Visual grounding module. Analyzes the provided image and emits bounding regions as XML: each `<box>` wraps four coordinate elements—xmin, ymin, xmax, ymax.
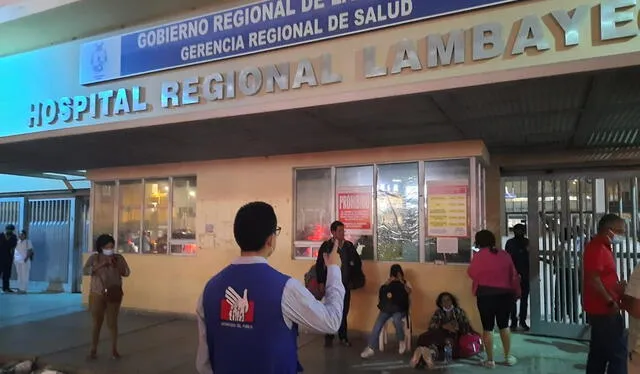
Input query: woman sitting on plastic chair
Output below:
<box><xmin>410</xmin><ymin>292</ymin><xmax>475</xmax><ymax>369</ymax></box>
<box><xmin>361</xmin><ymin>264</ymin><xmax>412</xmax><ymax>358</ymax></box>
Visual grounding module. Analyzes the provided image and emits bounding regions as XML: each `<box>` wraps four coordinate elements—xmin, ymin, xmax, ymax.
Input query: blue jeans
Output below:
<box><xmin>368</xmin><ymin>311</ymin><xmax>406</xmax><ymax>349</ymax></box>
<box><xmin>586</xmin><ymin>313</ymin><xmax>628</xmax><ymax>374</ymax></box>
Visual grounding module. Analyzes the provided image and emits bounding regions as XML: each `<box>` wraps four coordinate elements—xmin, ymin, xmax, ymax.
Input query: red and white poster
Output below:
<box><xmin>336</xmin><ymin>186</ymin><xmax>373</xmax><ymax>235</ymax></box>
<box><xmin>426</xmin><ymin>182</ymin><xmax>469</xmax><ymax>238</ymax></box>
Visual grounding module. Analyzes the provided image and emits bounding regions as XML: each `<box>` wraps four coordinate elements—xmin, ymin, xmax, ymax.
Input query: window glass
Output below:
<box><xmin>172</xmin><ymin>177</ymin><xmax>197</xmax><ymax>241</ymax></box>
<box><xmin>376</xmin><ymin>163</ymin><xmax>419</xmax><ymax>262</ymax></box>
<box><xmin>424</xmin><ymin>159</ymin><xmax>471</xmax><ymax>263</ymax></box>
<box><xmin>336</xmin><ymin>165</ymin><xmax>374</xmax><ymax>260</ymax></box>
<box><xmin>117</xmin><ymin>180</ymin><xmax>143</xmax><ymax>254</ymax></box>
<box><xmin>143</xmin><ymin>179</ymin><xmax>170</xmax><ymax>254</ymax></box>
<box><xmin>294</xmin><ymin>168</ymin><xmax>332</xmax><ymax>259</ymax></box>
<box><xmin>92</xmin><ymin>182</ymin><xmax>115</xmax><ymax>252</ymax></box>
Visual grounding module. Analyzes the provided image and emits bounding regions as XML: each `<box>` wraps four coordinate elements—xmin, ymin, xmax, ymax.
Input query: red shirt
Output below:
<box><xmin>583</xmin><ymin>235</ymin><xmax>620</xmax><ymax>315</ymax></box>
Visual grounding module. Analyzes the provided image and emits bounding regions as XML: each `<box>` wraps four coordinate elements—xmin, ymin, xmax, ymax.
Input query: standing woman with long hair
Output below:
<box><xmin>83</xmin><ymin>234</ymin><xmax>130</xmax><ymax>359</ymax></box>
<box><xmin>467</xmin><ymin>230</ymin><xmax>520</xmax><ymax>368</ymax></box>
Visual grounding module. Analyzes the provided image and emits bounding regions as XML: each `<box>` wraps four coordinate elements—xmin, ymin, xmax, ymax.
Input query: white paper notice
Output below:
<box><xmin>436</xmin><ymin>237</ymin><xmax>459</xmax><ymax>254</ymax></box>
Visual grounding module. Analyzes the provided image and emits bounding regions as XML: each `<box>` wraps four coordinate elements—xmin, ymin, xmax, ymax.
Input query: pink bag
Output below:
<box><xmin>458</xmin><ymin>333</ymin><xmax>482</xmax><ymax>358</ymax></box>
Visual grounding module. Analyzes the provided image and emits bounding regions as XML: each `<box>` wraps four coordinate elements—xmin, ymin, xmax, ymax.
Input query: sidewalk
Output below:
<box><xmin>0</xmin><ymin>294</ymin><xmax>588</xmax><ymax>373</ymax></box>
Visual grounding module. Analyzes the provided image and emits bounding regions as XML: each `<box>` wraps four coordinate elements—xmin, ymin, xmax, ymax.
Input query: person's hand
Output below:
<box><xmin>384</xmin><ymin>277</ymin><xmax>394</xmax><ymax>285</ymax></box>
<box><xmin>609</xmin><ymin>299</ymin><xmax>621</xmax><ymax>314</ymax></box>
<box><xmin>619</xmin><ymin>280</ymin><xmax>628</xmax><ymax>293</ymax></box>
<box><xmin>443</xmin><ymin>322</ymin><xmax>457</xmax><ymax>332</ymax></box>
<box><xmin>324</xmin><ymin>245</ymin><xmax>342</xmax><ymax>268</ymax></box>
<box><xmin>332</xmin><ymin>239</ymin><xmax>340</xmax><ymax>253</ymax></box>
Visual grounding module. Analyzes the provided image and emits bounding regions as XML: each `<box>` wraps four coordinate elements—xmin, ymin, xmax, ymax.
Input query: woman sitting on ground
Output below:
<box><xmin>410</xmin><ymin>292</ymin><xmax>474</xmax><ymax>368</ymax></box>
<box><xmin>360</xmin><ymin>264</ymin><xmax>412</xmax><ymax>359</ymax></box>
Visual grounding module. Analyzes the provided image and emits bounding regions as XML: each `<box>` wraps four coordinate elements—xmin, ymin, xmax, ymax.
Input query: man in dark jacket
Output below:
<box><xmin>505</xmin><ymin>223</ymin><xmax>530</xmax><ymax>331</ymax></box>
<box><xmin>316</xmin><ymin>220</ymin><xmax>362</xmax><ymax>347</ymax></box>
<box><xmin>0</xmin><ymin>224</ymin><xmax>17</xmax><ymax>293</ymax></box>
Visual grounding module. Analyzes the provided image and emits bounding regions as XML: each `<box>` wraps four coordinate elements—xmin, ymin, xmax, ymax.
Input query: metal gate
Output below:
<box><xmin>27</xmin><ymin>198</ymin><xmax>76</xmax><ymax>291</ymax></box>
<box><xmin>527</xmin><ymin>175</ymin><xmax>640</xmax><ymax>340</ymax></box>
<box><xmin>0</xmin><ymin>198</ymin><xmax>24</xmax><ymax>230</ymax></box>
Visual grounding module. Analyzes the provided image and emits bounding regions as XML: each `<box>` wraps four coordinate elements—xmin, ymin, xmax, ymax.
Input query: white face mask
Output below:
<box><xmin>611</xmin><ymin>235</ymin><xmax>625</xmax><ymax>245</ymax></box>
<box><xmin>102</xmin><ymin>249</ymin><xmax>114</xmax><ymax>256</ymax></box>
<box><xmin>442</xmin><ymin>305</ymin><xmax>454</xmax><ymax>312</ymax></box>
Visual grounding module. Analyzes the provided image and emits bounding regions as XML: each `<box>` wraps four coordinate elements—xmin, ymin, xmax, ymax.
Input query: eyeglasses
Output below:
<box><xmin>274</xmin><ymin>226</ymin><xmax>282</xmax><ymax>236</ymax></box>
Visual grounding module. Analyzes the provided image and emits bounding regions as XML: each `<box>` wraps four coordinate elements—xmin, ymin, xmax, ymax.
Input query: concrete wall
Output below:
<box><xmin>84</xmin><ymin>141</ymin><xmax>489</xmax><ymax>333</ymax></box>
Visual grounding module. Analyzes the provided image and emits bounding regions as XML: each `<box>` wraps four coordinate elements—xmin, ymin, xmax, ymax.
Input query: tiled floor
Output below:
<box><xmin>0</xmin><ymin>291</ymin><xmax>83</xmax><ymax>328</ymax></box>
<box><xmin>0</xmin><ymin>293</ymin><xmax>589</xmax><ymax>373</ymax></box>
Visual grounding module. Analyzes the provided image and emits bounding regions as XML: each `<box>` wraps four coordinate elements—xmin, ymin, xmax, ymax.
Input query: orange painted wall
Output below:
<box><xmin>84</xmin><ymin>140</ymin><xmax>490</xmax><ymax>334</ymax></box>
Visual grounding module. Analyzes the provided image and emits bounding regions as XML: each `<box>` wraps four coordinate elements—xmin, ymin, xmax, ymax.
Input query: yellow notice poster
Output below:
<box><xmin>427</xmin><ymin>183</ymin><xmax>468</xmax><ymax>237</ymax></box>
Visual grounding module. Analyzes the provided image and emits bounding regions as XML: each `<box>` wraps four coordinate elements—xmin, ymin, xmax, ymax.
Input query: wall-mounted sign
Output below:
<box><xmin>23</xmin><ymin>0</ymin><xmax>640</xmax><ymax>135</ymax></box>
<box><xmin>426</xmin><ymin>182</ymin><xmax>468</xmax><ymax>238</ymax></box>
<box><xmin>337</xmin><ymin>186</ymin><xmax>373</xmax><ymax>235</ymax></box>
<box><xmin>78</xmin><ymin>0</ymin><xmax>521</xmax><ymax>85</ymax></box>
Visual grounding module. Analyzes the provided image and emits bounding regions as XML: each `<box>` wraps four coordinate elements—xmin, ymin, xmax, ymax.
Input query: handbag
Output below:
<box><xmin>97</xmin><ymin>270</ymin><xmax>124</xmax><ymax>304</ymax></box>
<box><xmin>458</xmin><ymin>333</ymin><xmax>482</xmax><ymax>358</ymax></box>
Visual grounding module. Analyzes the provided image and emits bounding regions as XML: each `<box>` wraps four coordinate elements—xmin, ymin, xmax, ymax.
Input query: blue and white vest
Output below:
<box><xmin>202</xmin><ymin>263</ymin><xmax>298</xmax><ymax>374</ymax></box>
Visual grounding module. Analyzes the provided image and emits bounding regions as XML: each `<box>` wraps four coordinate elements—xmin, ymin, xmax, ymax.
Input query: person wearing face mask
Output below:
<box><xmin>411</xmin><ymin>292</ymin><xmax>475</xmax><ymax>369</ymax></box>
<box><xmin>82</xmin><ymin>234</ymin><xmax>131</xmax><ymax>360</ymax></box>
<box><xmin>0</xmin><ymin>224</ymin><xmax>18</xmax><ymax>293</ymax></box>
<box><xmin>583</xmin><ymin>213</ymin><xmax>628</xmax><ymax>374</ymax></box>
<box><xmin>196</xmin><ymin>202</ymin><xmax>345</xmax><ymax>374</ymax></box>
<box><xmin>14</xmin><ymin>230</ymin><xmax>34</xmax><ymax>294</ymax></box>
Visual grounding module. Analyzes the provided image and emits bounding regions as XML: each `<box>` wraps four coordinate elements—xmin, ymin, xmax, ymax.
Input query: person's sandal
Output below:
<box><xmin>504</xmin><ymin>355</ymin><xmax>517</xmax><ymax>366</ymax></box>
<box><xmin>481</xmin><ymin>360</ymin><xmax>496</xmax><ymax>368</ymax></box>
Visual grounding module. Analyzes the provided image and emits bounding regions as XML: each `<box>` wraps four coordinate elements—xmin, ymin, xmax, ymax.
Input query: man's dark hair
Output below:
<box><xmin>5</xmin><ymin>224</ymin><xmax>14</xmax><ymax>231</ymax></box>
<box><xmin>475</xmin><ymin>229</ymin><xmax>497</xmax><ymax>253</ymax></box>
<box><xmin>513</xmin><ymin>223</ymin><xmax>526</xmax><ymax>233</ymax></box>
<box><xmin>95</xmin><ymin>234</ymin><xmax>115</xmax><ymax>253</ymax></box>
<box><xmin>597</xmin><ymin>213</ymin><xmax>624</xmax><ymax>233</ymax></box>
<box><xmin>330</xmin><ymin>221</ymin><xmax>344</xmax><ymax>232</ymax></box>
<box><xmin>234</xmin><ymin>202</ymin><xmax>277</xmax><ymax>252</ymax></box>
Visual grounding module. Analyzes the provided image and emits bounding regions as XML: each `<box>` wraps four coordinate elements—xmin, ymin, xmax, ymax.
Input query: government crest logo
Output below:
<box><xmin>90</xmin><ymin>42</ymin><xmax>108</xmax><ymax>78</ymax></box>
<box><xmin>220</xmin><ymin>286</ymin><xmax>254</xmax><ymax>324</ymax></box>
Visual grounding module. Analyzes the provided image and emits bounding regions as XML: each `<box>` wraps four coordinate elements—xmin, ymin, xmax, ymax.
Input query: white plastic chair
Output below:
<box><xmin>378</xmin><ymin>312</ymin><xmax>412</xmax><ymax>352</ymax></box>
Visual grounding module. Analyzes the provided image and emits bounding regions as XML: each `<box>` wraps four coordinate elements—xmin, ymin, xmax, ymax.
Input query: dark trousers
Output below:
<box><xmin>511</xmin><ymin>278</ymin><xmax>530</xmax><ymax>325</ymax></box>
<box><xmin>586</xmin><ymin>313</ymin><xmax>627</xmax><ymax>374</ymax></box>
<box><xmin>326</xmin><ymin>288</ymin><xmax>351</xmax><ymax>342</ymax></box>
<box><xmin>0</xmin><ymin>258</ymin><xmax>11</xmax><ymax>291</ymax></box>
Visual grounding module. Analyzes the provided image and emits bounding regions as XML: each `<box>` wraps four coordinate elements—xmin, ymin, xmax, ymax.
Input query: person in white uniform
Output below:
<box><xmin>14</xmin><ymin>230</ymin><xmax>34</xmax><ymax>294</ymax></box>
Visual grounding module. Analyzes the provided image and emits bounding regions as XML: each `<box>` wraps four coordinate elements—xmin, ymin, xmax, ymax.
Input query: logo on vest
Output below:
<box><xmin>220</xmin><ymin>286</ymin><xmax>254</xmax><ymax>328</ymax></box>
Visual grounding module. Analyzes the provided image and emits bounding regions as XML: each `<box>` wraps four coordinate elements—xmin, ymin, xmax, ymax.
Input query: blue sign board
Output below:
<box><xmin>79</xmin><ymin>0</ymin><xmax>521</xmax><ymax>85</ymax></box>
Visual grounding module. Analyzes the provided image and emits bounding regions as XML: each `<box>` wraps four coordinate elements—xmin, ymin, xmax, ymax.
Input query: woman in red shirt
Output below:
<box><xmin>468</xmin><ymin>230</ymin><xmax>521</xmax><ymax>368</ymax></box>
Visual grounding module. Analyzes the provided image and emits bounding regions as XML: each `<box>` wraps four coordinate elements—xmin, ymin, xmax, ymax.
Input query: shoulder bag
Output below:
<box><xmin>97</xmin><ymin>264</ymin><xmax>124</xmax><ymax>304</ymax></box>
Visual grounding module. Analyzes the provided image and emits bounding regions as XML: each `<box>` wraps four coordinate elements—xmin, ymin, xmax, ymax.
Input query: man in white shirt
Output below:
<box><xmin>195</xmin><ymin>202</ymin><xmax>345</xmax><ymax>374</ymax></box>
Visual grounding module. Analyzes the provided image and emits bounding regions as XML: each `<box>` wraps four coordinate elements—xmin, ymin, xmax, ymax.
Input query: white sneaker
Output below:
<box><xmin>360</xmin><ymin>347</ymin><xmax>375</xmax><ymax>359</ymax></box>
<box><xmin>398</xmin><ymin>341</ymin><xmax>407</xmax><ymax>354</ymax></box>
<box><xmin>504</xmin><ymin>355</ymin><xmax>517</xmax><ymax>366</ymax></box>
